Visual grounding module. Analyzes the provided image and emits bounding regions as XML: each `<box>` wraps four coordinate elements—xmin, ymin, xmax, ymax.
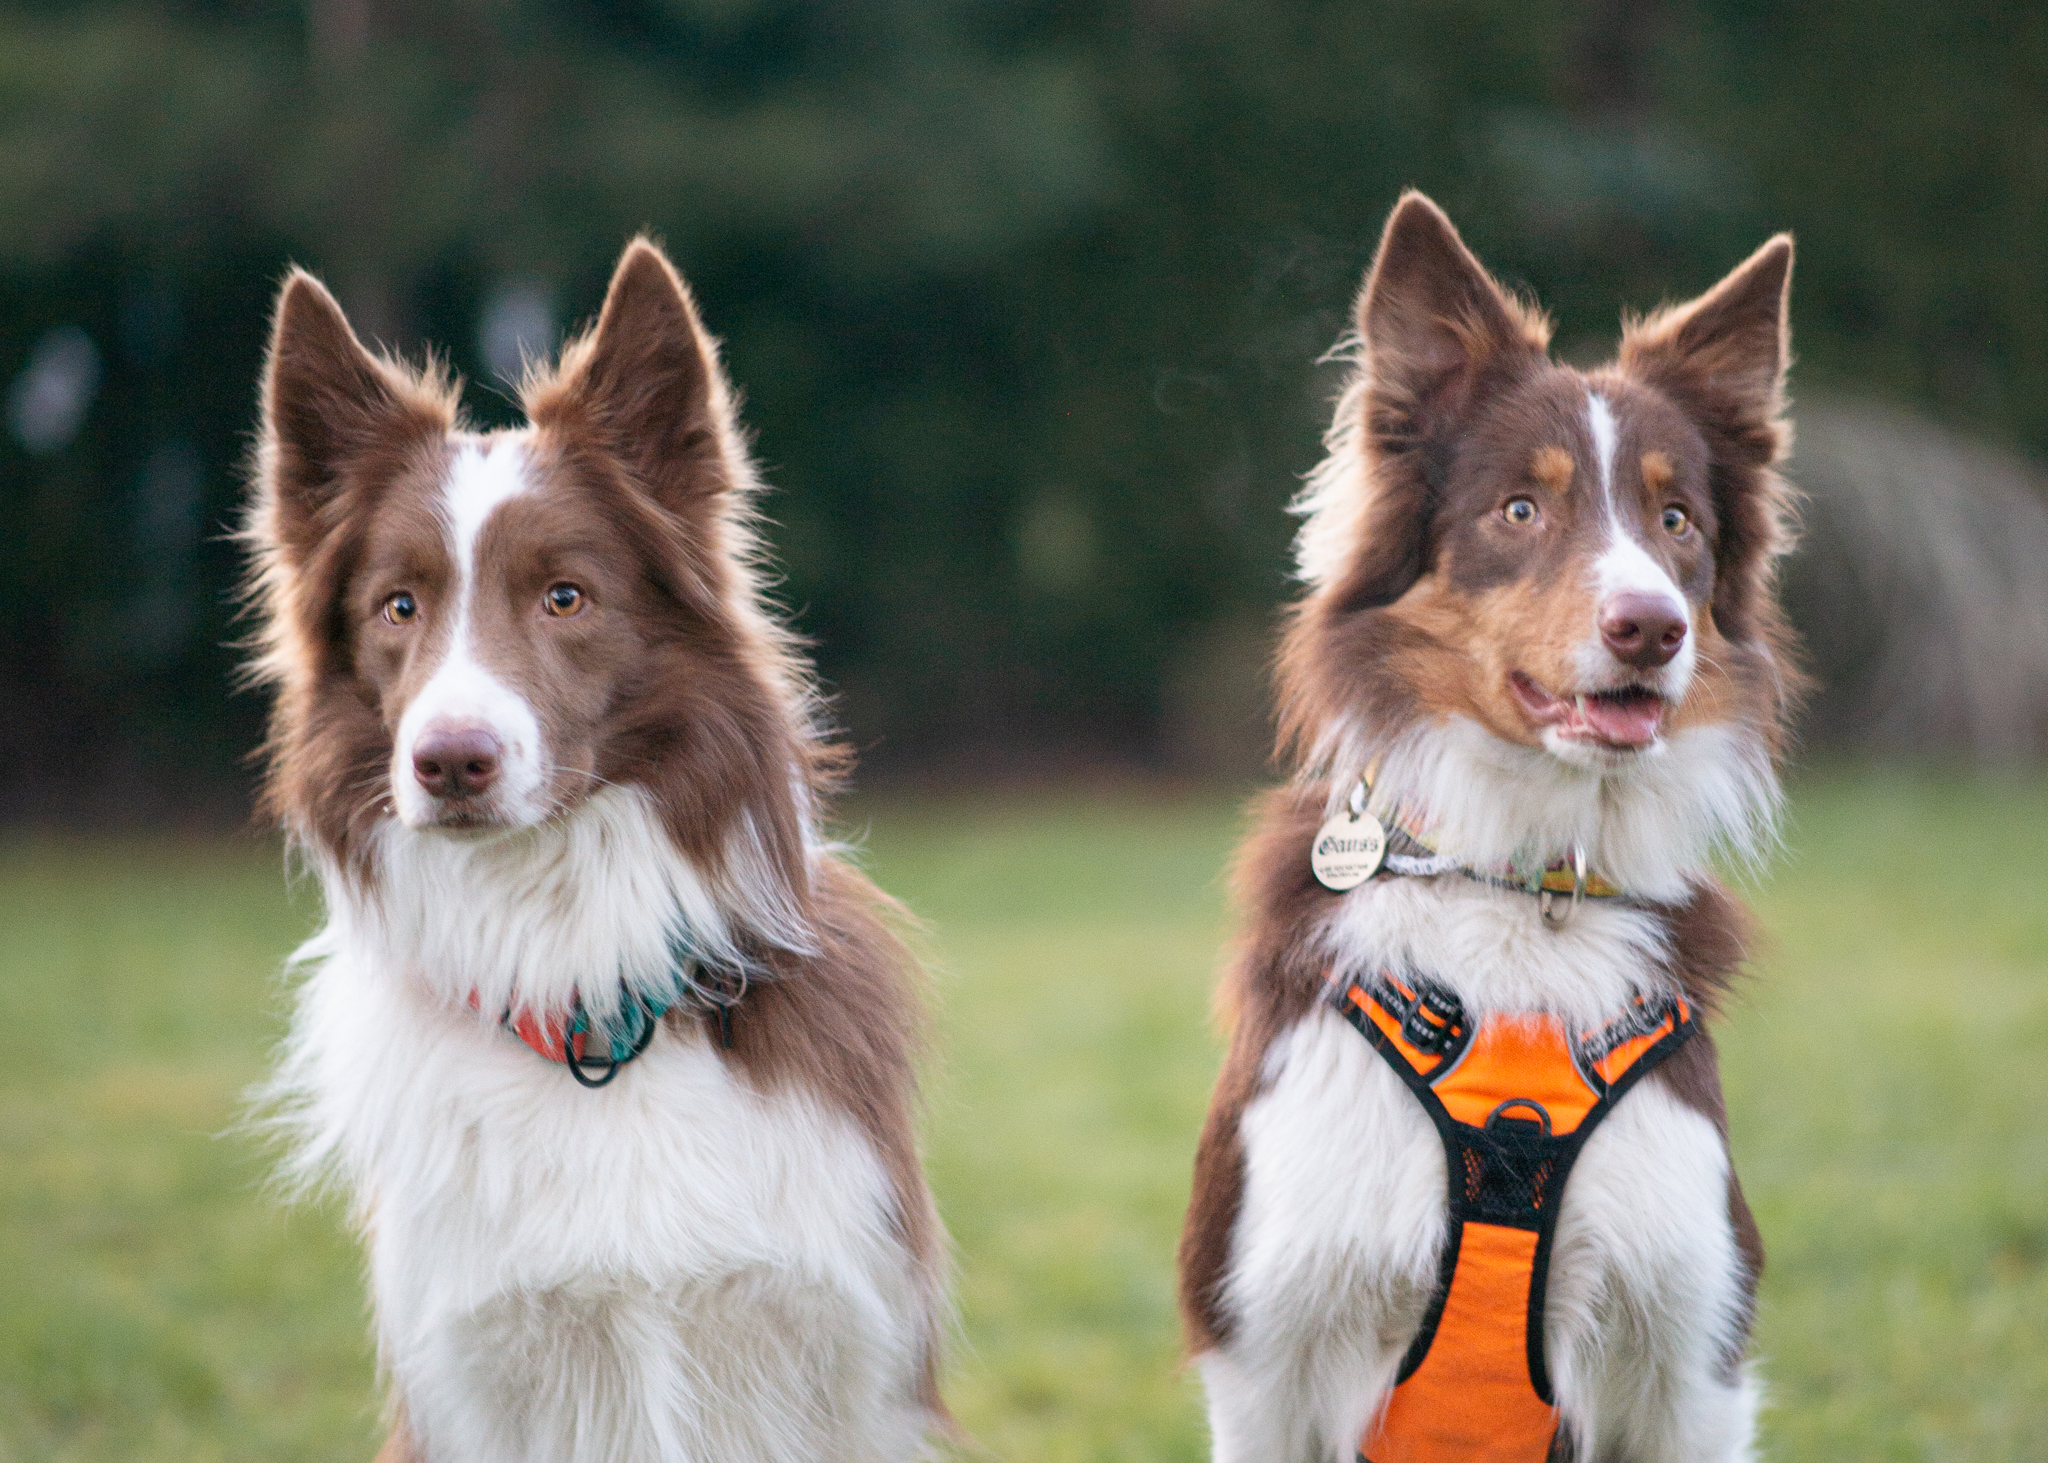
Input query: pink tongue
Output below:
<box><xmin>1579</xmin><ymin>694</ymin><xmax>1664</xmax><ymax>746</ymax></box>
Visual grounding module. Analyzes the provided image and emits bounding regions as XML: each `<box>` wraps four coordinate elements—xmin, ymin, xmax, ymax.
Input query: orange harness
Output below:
<box><xmin>1332</xmin><ymin>972</ymin><xmax>1695</xmax><ymax>1463</ymax></box>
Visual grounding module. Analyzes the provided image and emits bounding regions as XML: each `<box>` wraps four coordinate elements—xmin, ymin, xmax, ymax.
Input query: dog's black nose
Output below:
<box><xmin>1599</xmin><ymin>593</ymin><xmax>1688</xmax><ymax>669</ymax></box>
<box><xmin>413</xmin><ymin>726</ymin><xmax>503</xmax><ymax>799</ymax></box>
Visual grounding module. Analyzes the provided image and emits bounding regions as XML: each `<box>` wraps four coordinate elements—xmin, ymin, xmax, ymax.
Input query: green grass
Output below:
<box><xmin>1</xmin><ymin>772</ymin><xmax>2044</xmax><ymax>1460</ymax></box>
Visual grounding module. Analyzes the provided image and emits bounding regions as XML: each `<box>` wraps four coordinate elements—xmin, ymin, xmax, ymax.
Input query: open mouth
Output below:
<box><xmin>1509</xmin><ymin>672</ymin><xmax>1667</xmax><ymax>750</ymax></box>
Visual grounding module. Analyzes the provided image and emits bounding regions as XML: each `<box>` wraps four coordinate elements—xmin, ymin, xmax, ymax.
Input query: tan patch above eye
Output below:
<box><xmin>1531</xmin><ymin>445</ymin><xmax>1574</xmax><ymax>493</ymax></box>
<box><xmin>1642</xmin><ymin>451</ymin><xmax>1675</xmax><ymax>493</ymax></box>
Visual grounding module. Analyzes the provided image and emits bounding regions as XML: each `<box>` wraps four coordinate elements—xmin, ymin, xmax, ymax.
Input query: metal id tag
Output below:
<box><xmin>1311</xmin><ymin>784</ymin><xmax>1386</xmax><ymax>891</ymax></box>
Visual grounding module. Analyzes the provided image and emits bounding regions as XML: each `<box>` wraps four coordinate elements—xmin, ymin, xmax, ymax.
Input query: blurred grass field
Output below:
<box><xmin>1</xmin><ymin>771</ymin><xmax>2044</xmax><ymax>1462</ymax></box>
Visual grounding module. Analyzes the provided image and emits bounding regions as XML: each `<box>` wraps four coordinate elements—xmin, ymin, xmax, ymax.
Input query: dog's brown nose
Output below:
<box><xmin>1599</xmin><ymin>593</ymin><xmax>1688</xmax><ymax>669</ymax></box>
<box><xmin>413</xmin><ymin>726</ymin><xmax>502</xmax><ymax>799</ymax></box>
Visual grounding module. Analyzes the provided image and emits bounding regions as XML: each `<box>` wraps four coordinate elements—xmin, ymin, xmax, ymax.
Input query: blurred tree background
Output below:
<box><xmin>4</xmin><ymin>0</ymin><xmax>2047</xmax><ymax>819</ymax></box>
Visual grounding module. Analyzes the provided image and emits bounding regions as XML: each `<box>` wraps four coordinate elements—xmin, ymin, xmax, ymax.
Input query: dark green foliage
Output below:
<box><xmin>2</xmin><ymin>2</ymin><xmax>2044</xmax><ymax>811</ymax></box>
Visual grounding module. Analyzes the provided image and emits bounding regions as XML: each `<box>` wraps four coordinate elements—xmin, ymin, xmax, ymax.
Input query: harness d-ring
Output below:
<box><xmin>1484</xmin><ymin>1097</ymin><xmax>1554</xmax><ymax>1136</ymax></box>
<box><xmin>1539</xmin><ymin>845</ymin><xmax>1587</xmax><ymax>930</ymax></box>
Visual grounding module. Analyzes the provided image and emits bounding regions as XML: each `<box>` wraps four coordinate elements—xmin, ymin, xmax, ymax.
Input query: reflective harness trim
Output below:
<box><xmin>1331</xmin><ymin>972</ymin><xmax>1695</xmax><ymax>1463</ymax></box>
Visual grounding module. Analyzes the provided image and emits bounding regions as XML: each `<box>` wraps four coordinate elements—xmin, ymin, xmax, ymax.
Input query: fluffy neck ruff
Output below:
<box><xmin>1318</xmin><ymin>715</ymin><xmax>1780</xmax><ymax>905</ymax></box>
<box><xmin>310</xmin><ymin>784</ymin><xmax>814</xmax><ymax>1028</ymax></box>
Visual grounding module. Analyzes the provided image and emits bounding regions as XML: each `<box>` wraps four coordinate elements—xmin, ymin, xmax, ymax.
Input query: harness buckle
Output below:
<box><xmin>1399</xmin><ymin>983</ymin><xmax>1468</xmax><ymax>1055</ymax></box>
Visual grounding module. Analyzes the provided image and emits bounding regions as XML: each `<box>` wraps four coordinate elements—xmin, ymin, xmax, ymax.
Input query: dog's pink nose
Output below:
<box><xmin>413</xmin><ymin>726</ymin><xmax>502</xmax><ymax>799</ymax></box>
<box><xmin>1600</xmin><ymin>593</ymin><xmax>1688</xmax><ymax>669</ymax></box>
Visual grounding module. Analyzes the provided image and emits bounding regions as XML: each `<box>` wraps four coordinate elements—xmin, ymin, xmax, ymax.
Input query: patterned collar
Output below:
<box><xmin>466</xmin><ymin>926</ymin><xmax>752</xmax><ymax>1088</ymax></box>
<box><xmin>1357</xmin><ymin>770</ymin><xmax>1630</xmax><ymax>927</ymax></box>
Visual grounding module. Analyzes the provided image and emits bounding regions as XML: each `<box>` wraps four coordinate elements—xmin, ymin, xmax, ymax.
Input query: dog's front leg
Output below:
<box><xmin>1653</xmin><ymin>1366</ymin><xmax>1762</xmax><ymax>1463</ymax></box>
<box><xmin>1546</xmin><ymin>1061</ymin><xmax>1765</xmax><ymax>1463</ymax></box>
<box><xmin>1570</xmin><ymin>1358</ymin><xmax>1759</xmax><ymax>1463</ymax></box>
<box><xmin>1574</xmin><ymin>1231</ymin><xmax>1762</xmax><ymax>1463</ymax></box>
<box><xmin>1196</xmin><ymin>1344</ymin><xmax>1324</xmax><ymax>1463</ymax></box>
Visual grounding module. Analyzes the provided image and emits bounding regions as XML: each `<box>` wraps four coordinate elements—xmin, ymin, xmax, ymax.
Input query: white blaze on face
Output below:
<box><xmin>390</xmin><ymin>437</ymin><xmax>548</xmax><ymax>828</ymax></box>
<box><xmin>1579</xmin><ymin>390</ymin><xmax>1697</xmax><ymax>693</ymax></box>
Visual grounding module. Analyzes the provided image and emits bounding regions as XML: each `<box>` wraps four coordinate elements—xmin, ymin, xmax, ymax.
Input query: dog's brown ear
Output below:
<box><xmin>261</xmin><ymin>271</ymin><xmax>447</xmax><ymax>551</ymax></box>
<box><xmin>1624</xmin><ymin>237</ymin><xmax>1796</xmax><ymax>651</ymax></box>
<box><xmin>1357</xmin><ymin>192</ymin><xmax>1549</xmax><ymax>447</ymax></box>
<box><xmin>1329</xmin><ymin>192</ymin><xmax>1548</xmax><ymax>612</ymax></box>
<box><xmin>530</xmin><ymin>238</ymin><xmax>737</xmax><ymax>521</ymax></box>
<box><xmin>1619</xmin><ymin>235</ymin><xmax>1793</xmax><ymax>468</ymax></box>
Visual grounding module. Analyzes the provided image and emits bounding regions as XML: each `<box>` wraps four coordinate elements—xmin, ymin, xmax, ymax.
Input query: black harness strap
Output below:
<box><xmin>1334</xmin><ymin>973</ymin><xmax>1696</xmax><ymax>1400</ymax></box>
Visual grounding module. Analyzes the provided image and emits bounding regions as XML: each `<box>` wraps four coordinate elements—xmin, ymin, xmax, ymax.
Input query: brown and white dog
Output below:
<box><xmin>244</xmin><ymin>241</ymin><xmax>946</xmax><ymax>1462</ymax></box>
<box><xmin>1177</xmin><ymin>193</ymin><xmax>1799</xmax><ymax>1461</ymax></box>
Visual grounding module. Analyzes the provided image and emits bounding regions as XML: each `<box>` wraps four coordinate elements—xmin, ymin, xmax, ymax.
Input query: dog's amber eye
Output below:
<box><xmin>1503</xmin><ymin>497</ymin><xmax>1539</xmax><ymax>526</ymax></box>
<box><xmin>543</xmin><ymin>583</ymin><xmax>585</xmax><ymax>618</ymax></box>
<box><xmin>1661</xmin><ymin>506</ymin><xmax>1690</xmax><ymax>537</ymax></box>
<box><xmin>382</xmin><ymin>592</ymin><xmax>418</xmax><ymax>625</ymax></box>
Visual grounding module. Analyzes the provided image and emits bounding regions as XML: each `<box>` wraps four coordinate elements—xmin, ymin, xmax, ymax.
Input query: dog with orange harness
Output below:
<box><xmin>1177</xmin><ymin>193</ymin><xmax>1799</xmax><ymax>1462</ymax></box>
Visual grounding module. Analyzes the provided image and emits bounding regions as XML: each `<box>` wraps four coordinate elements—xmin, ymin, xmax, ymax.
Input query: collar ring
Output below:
<box><xmin>1538</xmin><ymin>845</ymin><xmax>1587</xmax><ymax>930</ymax></box>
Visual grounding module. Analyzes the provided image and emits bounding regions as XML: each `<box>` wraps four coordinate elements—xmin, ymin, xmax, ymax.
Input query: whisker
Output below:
<box><xmin>541</xmin><ymin>763</ymin><xmax>622</xmax><ymax>791</ymax></box>
<box><xmin>1689</xmin><ymin>645</ymin><xmax>1734</xmax><ymax>679</ymax></box>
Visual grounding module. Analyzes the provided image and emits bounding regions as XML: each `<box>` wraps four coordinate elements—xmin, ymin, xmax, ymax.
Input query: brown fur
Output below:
<box><xmin>1619</xmin><ymin>237</ymin><xmax>1802</xmax><ymax>664</ymax></box>
<box><xmin>244</xmin><ymin>241</ymin><xmax>945</xmax><ymax>1416</ymax></box>
<box><xmin>1532</xmin><ymin>444</ymin><xmax>1575</xmax><ymax>494</ymax></box>
<box><xmin>1179</xmin><ymin>192</ymin><xmax>1798</xmax><ymax>1372</ymax></box>
<box><xmin>1648</xmin><ymin>879</ymin><xmax>1767</xmax><ymax>1379</ymax></box>
<box><xmin>519</xmin><ymin>243</ymin><xmax>827</xmax><ymax>901</ymax></box>
<box><xmin>1178</xmin><ymin>785</ymin><xmax>1331</xmax><ymax>1351</ymax></box>
<box><xmin>242</xmin><ymin>278</ymin><xmax>461</xmax><ymax>863</ymax></box>
<box><xmin>1278</xmin><ymin>196</ymin><xmax>1804</xmax><ymax>773</ymax></box>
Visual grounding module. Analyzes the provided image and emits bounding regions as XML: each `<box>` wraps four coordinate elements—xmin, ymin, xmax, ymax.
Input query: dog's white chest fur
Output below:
<box><xmin>1205</xmin><ymin>879</ymin><xmax>1758</xmax><ymax>1463</ymax></box>
<box><xmin>266</xmin><ymin>798</ymin><xmax>931</xmax><ymax>1463</ymax></box>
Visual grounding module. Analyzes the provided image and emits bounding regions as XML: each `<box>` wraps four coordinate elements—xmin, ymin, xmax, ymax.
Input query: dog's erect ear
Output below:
<box><xmin>1357</xmin><ymin>192</ymin><xmax>1548</xmax><ymax>449</ymax></box>
<box><xmin>530</xmin><ymin>239</ymin><xmax>734</xmax><ymax>518</ymax></box>
<box><xmin>1326</xmin><ymin>193</ymin><xmax>1548</xmax><ymax>613</ymax></box>
<box><xmin>262</xmin><ymin>271</ymin><xmax>444</xmax><ymax>547</ymax></box>
<box><xmin>1619</xmin><ymin>235</ymin><xmax>1793</xmax><ymax>466</ymax></box>
<box><xmin>1620</xmin><ymin>236</ymin><xmax>1794</xmax><ymax>646</ymax></box>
